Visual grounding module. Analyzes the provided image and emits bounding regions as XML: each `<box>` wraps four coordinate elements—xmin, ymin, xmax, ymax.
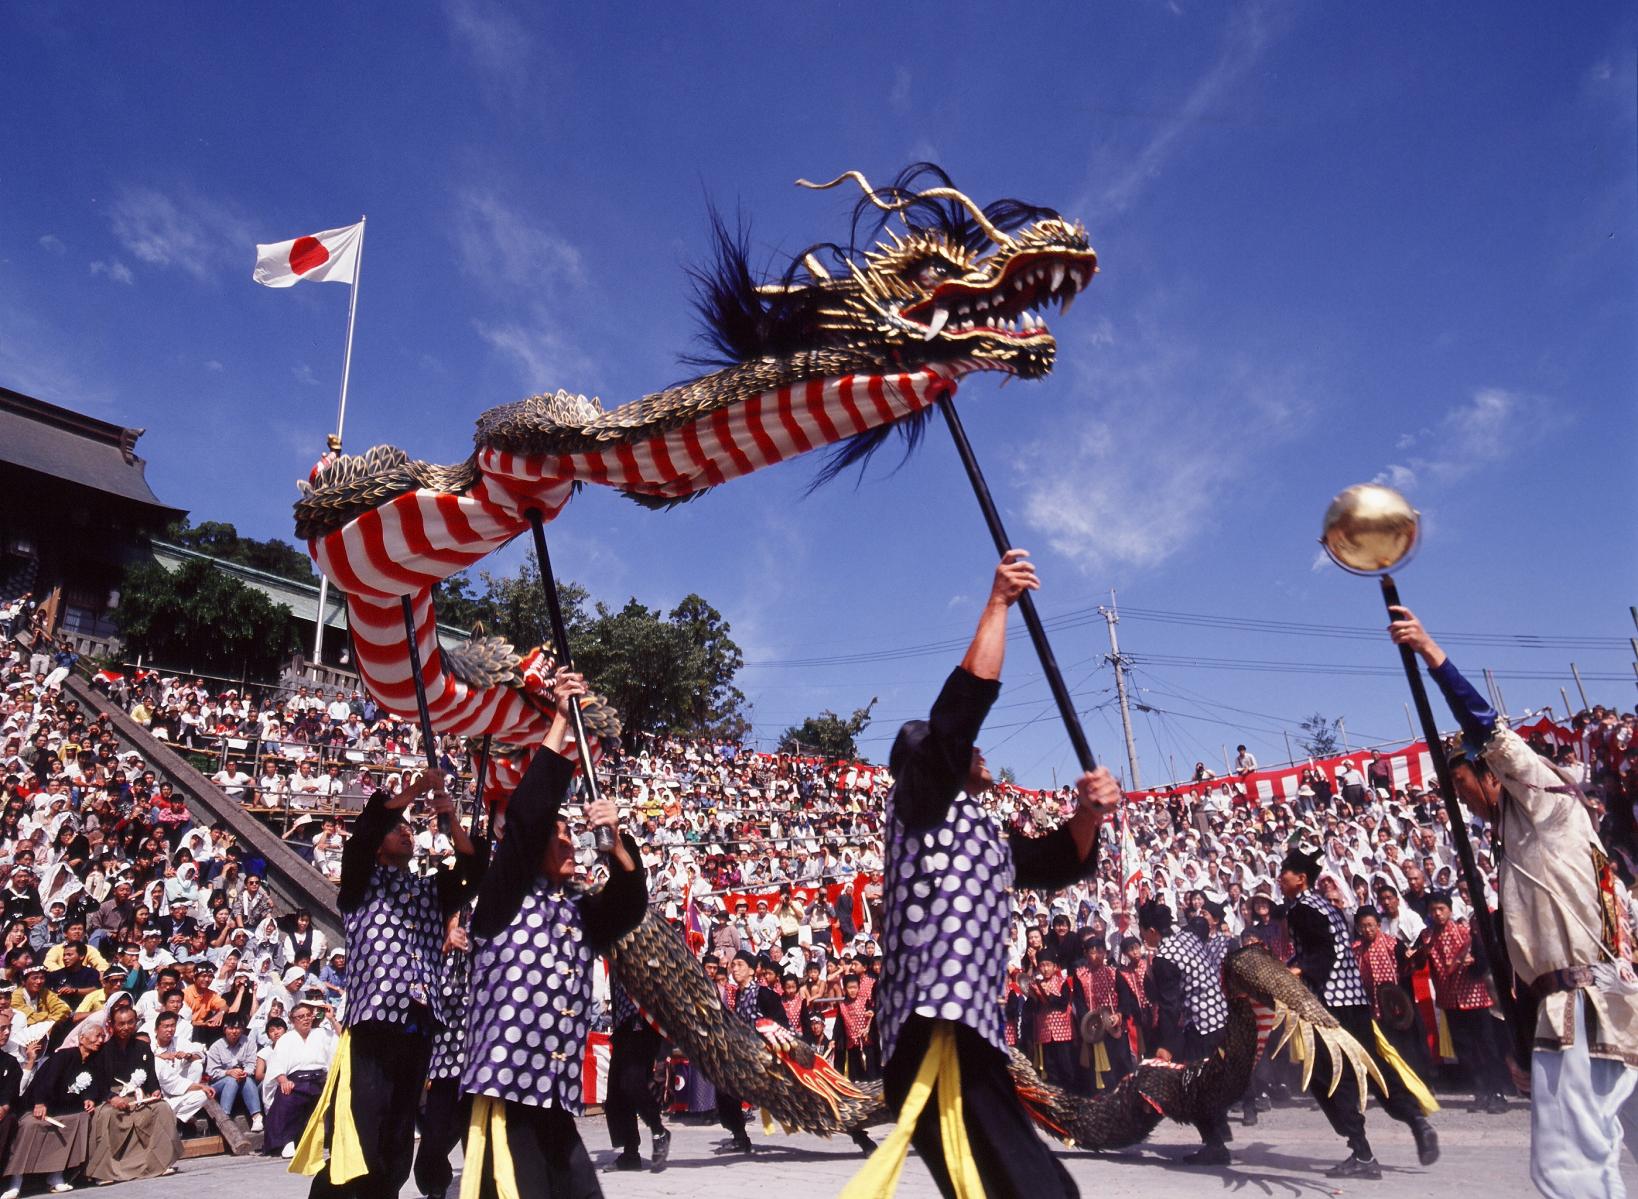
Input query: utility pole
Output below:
<box><xmin>1282</xmin><ymin>729</ymin><xmax>1295</xmax><ymax>766</ymax></box>
<box><xmin>1100</xmin><ymin>593</ymin><xmax>1143</xmax><ymax>790</ymax></box>
<box><xmin>1339</xmin><ymin>718</ymin><xmax>1350</xmax><ymax>753</ymax></box>
<box><xmin>1571</xmin><ymin>662</ymin><xmax>1590</xmax><ymax>710</ymax></box>
<box><xmin>1482</xmin><ymin>668</ymin><xmax>1508</xmax><ymax>723</ymax></box>
<box><xmin>1404</xmin><ymin>702</ymin><xmax>1417</xmax><ymax>743</ymax></box>
<box><xmin>1629</xmin><ymin>606</ymin><xmax>1637</xmax><ymax>694</ymax></box>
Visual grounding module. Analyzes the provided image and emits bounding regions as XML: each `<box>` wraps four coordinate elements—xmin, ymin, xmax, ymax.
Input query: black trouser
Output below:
<box><xmin>1039</xmin><ymin>1040</ymin><xmax>1076</xmax><ymax>1091</ymax></box>
<box><xmin>604</xmin><ymin>1024</ymin><xmax>665</xmax><ymax>1156</ymax></box>
<box><xmin>842</xmin><ymin>1043</ymin><xmax>877</xmax><ymax>1082</ymax></box>
<box><xmin>308</xmin><ymin>1022</ymin><xmax>432</xmax><ymax>1199</ymax></box>
<box><xmin>1445</xmin><ymin>1007</ymin><xmax>1508</xmax><ymax>1102</ymax></box>
<box><xmin>885</xmin><ymin>1017</ymin><xmax>1079</xmax><ymax>1199</ymax></box>
<box><xmin>1096</xmin><ymin>1029</ymin><xmax>1134</xmax><ymax>1090</ymax></box>
<box><xmin>1309</xmin><ymin>1005</ymin><xmax>1424</xmax><ymax>1156</ymax></box>
<box><xmin>716</xmin><ymin>1088</ymin><xmax>748</xmax><ymax>1140</ymax></box>
<box><xmin>1182</xmin><ymin>1026</ymin><xmax>1233</xmax><ymax>1147</ymax></box>
<box><xmin>472</xmin><ymin>1101</ymin><xmax>599</xmax><ymax>1199</ymax></box>
<box><xmin>413</xmin><ymin>1077</ymin><xmax>468</xmax><ymax>1198</ymax></box>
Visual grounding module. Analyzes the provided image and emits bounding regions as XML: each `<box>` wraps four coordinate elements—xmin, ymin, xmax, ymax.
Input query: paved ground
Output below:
<box><xmin>80</xmin><ymin>1097</ymin><xmax>1632</xmax><ymax>1198</ymax></box>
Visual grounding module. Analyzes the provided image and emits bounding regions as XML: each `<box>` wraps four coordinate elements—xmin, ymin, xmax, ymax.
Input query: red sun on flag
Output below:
<box><xmin>289</xmin><ymin>236</ymin><xmax>331</xmax><ymax>275</ymax></box>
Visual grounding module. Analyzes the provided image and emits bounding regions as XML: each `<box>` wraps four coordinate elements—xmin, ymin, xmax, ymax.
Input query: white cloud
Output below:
<box><xmin>888</xmin><ymin>67</ymin><xmax>912</xmax><ymax>113</ymax></box>
<box><xmin>442</xmin><ymin>0</ymin><xmax>532</xmax><ymax>102</ymax></box>
<box><xmin>205</xmin><ymin>360</ymin><xmax>225</xmax><ymax>373</ymax></box>
<box><xmin>1094</xmin><ymin>5</ymin><xmax>1288</xmax><ymax>215</ymax></box>
<box><xmin>107</xmin><ymin>185</ymin><xmax>252</xmax><ymax>281</ymax></box>
<box><xmin>89</xmin><ymin>259</ymin><xmax>134</xmax><ymax>285</ymax></box>
<box><xmin>1018</xmin><ymin>313</ymin><xmax>1310</xmax><ymax>575</ymax></box>
<box><xmin>38</xmin><ymin>234</ymin><xmax>65</xmax><ymax>255</ymax></box>
<box><xmin>452</xmin><ymin>189</ymin><xmax>583</xmax><ymax>295</ymax></box>
<box><xmin>474</xmin><ymin>316</ymin><xmax>594</xmax><ymax>390</ymax></box>
<box><xmin>293</xmin><ymin>363</ymin><xmax>320</xmax><ymax>387</ymax></box>
<box><xmin>1376</xmin><ymin>387</ymin><xmax>1530</xmax><ymax>489</ymax></box>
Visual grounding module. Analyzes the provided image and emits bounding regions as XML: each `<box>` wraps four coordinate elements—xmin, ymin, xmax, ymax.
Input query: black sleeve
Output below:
<box><xmin>1040</xmin><ymin>982</ymin><xmax>1072</xmax><ymax>1013</ymax></box>
<box><xmin>757</xmin><ymin>987</ymin><xmax>789</xmax><ymax>1028</ymax></box>
<box><xmin>1116</xmin><ymin>972</ymin><xmax>1143</xmax><ymax>1021</ymax></box>
<box><xmin>436</xmin><ymin>835</ymin><xmax>488</xmax><ymax>917</ymax></box>
<box><xmin>470</xmin><ymin>749</ymin><xmax>577</xmax><ymax>941</ymax></box>
<box><xmin>338</xmin><ymin>789</ymin><xmax>402</xmax><ymax>913</ymax></box>
<box><xmin>582</xmin><ymin>833</ymin><xmax>649</xmax><ymax>950</ymax></box>
<box><xmin>1010</xmin><ymin>824</ymin><xmax>1098</xmax><ymax>891</ymax></box>
<box><xmin>0</xmin><ymin>1055</ymin><xmax>20</xmax><ymax>1108</ymax></box>
<box><xmin>891</xmin><ymin>669</ymin><xmax>1001</xmax><ymax>832</ymax></box>
<box><xmin>1147</xmin><ymin>957</ymin><xmax>1186</xmax><ymax>1056</ymax></box>
<box><xmin>1286</xmin><ymin>902</ymin><xmax>1336</xmax><ymax>997</ymax></box>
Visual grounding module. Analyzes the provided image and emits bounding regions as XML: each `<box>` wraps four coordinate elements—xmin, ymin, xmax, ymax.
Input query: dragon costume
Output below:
<box><xmin>293</xmin><ymin>164</ymin><xmax>1096</xmax><ymax>751</ymax></box>
<box><xmin>607</xmin><ymin>910</ymin><xmax>1385</xmax><ymax>1152</ymax></box>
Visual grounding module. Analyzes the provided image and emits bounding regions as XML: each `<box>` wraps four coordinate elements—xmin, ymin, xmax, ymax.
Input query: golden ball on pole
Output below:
<box><xmin>1319</xmin><ymin>483</ymin><xmax>1420</xmax><ymax>575</ymax></box>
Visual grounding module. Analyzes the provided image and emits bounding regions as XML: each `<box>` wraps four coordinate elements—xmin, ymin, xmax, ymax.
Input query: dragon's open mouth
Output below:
<box><xmin>901</xmin><ymin>249</ymin><xmax>1097</xmax><ymax>346</ymax></box>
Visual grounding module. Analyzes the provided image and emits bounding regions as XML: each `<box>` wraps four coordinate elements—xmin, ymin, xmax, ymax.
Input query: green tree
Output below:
<box><xmin>1298</xmin><ymin>712</ymin><xmax>1342</xmax><ymax>758</ymax></box>
<box><xmin>779</xmin><ymin>698</ymin><xmax>877</xmax><ymax>760</ymax></box>
<box><xmin>115</xmin><ymin>558</ymin><xmax>298</xmax><ymax>679</ymax></box>
<box><xmin>432</xmin><ymin>571</ymin><xmax>499</xmax><ymax>635</ymax></box>
<box><xmin>163</xmin><ymin>518</ymin><xmax>316</xmax><ymax>583</ymax></box>
<box><xmin>475</xmin><ymin>559</ymin><xmax>591</xmax><ymax>653</ymax></box>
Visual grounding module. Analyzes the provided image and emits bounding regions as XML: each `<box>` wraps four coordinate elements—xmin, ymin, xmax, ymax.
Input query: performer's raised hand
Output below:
<box><xmin>1387</xmin><ymin>605</ymin><xmax>1446</xmax><ymax>668</ymax></box>
<box><xmin>989</xmin><ymin>549</ymin><xmax>1039</xmax><ymax>608</ymax></box>
<box><xmin>544</xmin><ymin>670</ymin><xmax>588</xmax><ymax>753</ymax></box>
<box><xmin>388</xmin><ymin>768</ymin><xmax>445</xmax><ymax>811</ymax></box>
<box><xmin>585</xmin><ymin>796</ymin><xmax>635</xmax><ymax>870</ymax></box>
<box><xmin>1066</xmin><ymin>767</ymin><xmax>1121</xmax><ymax>862</ymax></box>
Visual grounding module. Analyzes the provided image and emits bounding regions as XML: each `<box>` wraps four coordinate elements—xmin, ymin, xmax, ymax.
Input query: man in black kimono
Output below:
<box><xmin>1140</xmin><ymin>899</ymin><xmax>1233</xmax><ymax>1163</ymax></box>
<box><xmin>603</xmin><ymin>976</ymin><xmax>669</xmax><ymax>1173</ymax></box>
<box><xmin>295</xmin><ymin>769</ymin><xmax>482</xmax><ymax>1199</ymax></box>
<box><xmin>853</xmin><ymin>550</ymin><xmax>1120</xmax><ymax>1199</ymax></box>
<box><xmin>1280</xmin><ymin>846</ymin><xmax>1438</xmax><ymax>1178</ymax></box>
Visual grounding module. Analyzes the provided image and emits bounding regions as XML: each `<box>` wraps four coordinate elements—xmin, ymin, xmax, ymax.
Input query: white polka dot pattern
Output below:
<box><xmin>1156</xmin><ymin>928</ymin><xmax>1228</xmax><ymax>1037</ymax></box>
<box><xmin>461</xmin><ymin>881</ymin><xmax>596</xmax><ymax>1111</ymax></box>
<box><xmin>428</xmin><ymin>947</ymin><xmax>471</xmax><ymax>1080</ymax></box>
<box><xmin>876</xmin><ymin>790</ymin><xmax>1015</xmax><ymax>1061</ymax></box>
<box><xmin>343</xmin><ymin>865</ymin><xmax>446</xmax><ymax>1028</ymax></box>
<box><xmin>1296</xmin><ymin>891</ymin><xmax>1372</xmax><ymax>1010</ymax></box>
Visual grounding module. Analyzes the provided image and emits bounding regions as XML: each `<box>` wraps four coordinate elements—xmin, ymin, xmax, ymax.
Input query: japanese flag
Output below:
<box><xmin>253</xmin><ymin>221</ymin><xmax>362</xmax><ymax>288</ymax></box>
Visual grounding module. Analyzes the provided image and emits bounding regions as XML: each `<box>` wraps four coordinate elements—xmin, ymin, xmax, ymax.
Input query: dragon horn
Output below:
<box><xmin>797</xmin><ymin>171</ymin><xmax>1019</xmax><ymax>249</ymax></box>
<box><xmin>904</xmin><ymin>186</ymin><xmax>1019</xmax><ymax>249</ymax></box>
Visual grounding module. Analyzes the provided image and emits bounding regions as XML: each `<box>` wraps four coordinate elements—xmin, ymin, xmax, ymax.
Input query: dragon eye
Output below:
<box><xmin>914</xmin><ymin>261</ymin><xmax>950</xmax><ymax>288</ymax></box>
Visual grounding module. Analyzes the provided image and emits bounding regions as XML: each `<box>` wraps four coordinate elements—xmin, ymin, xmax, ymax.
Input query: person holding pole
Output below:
<box><xmin>460</xmin><ymin>671</ymin><xmax>647</xmax><ymax>1197</ymax></box>
<box><xmin>1389</xmin><ymin>606</ymin><xmax>1638</xmax><ymax>1199</ymax></box>
<box><xmin>290</xmin><ymin>766</ymin><xmax>481</xmax><ymax>1199</ymax></box>
<box><xmin>843</xmin><ymin>550</ymin><xmax>1120</xmax><ymax>1199</ymax></box>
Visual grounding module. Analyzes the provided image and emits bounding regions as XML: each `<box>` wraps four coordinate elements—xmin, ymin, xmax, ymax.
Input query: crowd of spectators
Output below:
<box><xmin>1</xmin><ymin>601</ymin><xmax>356</xmax><ymax>1181</ymax></box>
<box><xmin>7</xmin><ymin>584</ymin><xmax>1636</xmax><ymax>1126</ymax></box>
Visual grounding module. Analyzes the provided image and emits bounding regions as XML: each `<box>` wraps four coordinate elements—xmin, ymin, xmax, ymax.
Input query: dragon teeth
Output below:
<box><xmin>1061</xmin><ymin>291</ymin><xmax>1076</xmax><ymax>316</ymax></box>
<box><xmin>1051</xmin><ymin>263</ymin><xmax>1066</xmax><ymax>292</ymax></box>
<box><xmin>923</xmin><ymin>306</ymin><xmax>951</xmax><ymax>340</ymax></box>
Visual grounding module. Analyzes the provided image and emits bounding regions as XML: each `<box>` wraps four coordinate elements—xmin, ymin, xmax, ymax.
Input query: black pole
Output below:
<box><xmin>469</xmin><ymin>733</ymin><xmax>492</xmax><ymax>841</ymax></box>
<box><xmin>399</xmin><ymin>595</ymin><xmax>450</xmax><ymax>836</ymax></box>
<box><xmin>1379</xmin><ymin>574</ymin><xmax>1518</xmax><ymax>1030</ymax></box>
<box><xmin>940</xmin><ymin>398</ymin><xmax>1096</xmax><ymax>773</ymax></box>
<box><xmin>525</xmin><ymin>509</ymin><xmax>613</xmax><ymax>852</ymax></box>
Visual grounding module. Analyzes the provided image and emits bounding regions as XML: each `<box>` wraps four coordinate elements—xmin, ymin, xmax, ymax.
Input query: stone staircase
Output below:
<box><xmin>65</xmin><ymin>676</ymin><xmax>343</xmax><ymax>943</ymax></box>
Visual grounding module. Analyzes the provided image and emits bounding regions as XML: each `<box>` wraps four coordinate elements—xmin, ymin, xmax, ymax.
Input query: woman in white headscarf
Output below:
<box><xmin>162</xmin><ymin>862</ymin><xmax>198</xmax><ymax>910</ymax></box>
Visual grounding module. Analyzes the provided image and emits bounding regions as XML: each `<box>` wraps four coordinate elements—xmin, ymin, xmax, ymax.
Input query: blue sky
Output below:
<box><xmin>4</xmin><ymin>3</ymin><xmax>1634</xmax><ymax>786</ymax></box>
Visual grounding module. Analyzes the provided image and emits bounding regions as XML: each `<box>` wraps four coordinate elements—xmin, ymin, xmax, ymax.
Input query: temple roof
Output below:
<box><xmin>0</xmin><ymin>385</ymin><xmax>183</xmax><ymax>519</ymax></box>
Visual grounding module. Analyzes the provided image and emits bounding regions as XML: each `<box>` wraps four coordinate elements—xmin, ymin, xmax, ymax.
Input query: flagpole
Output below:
<box><xmin>313</xmin><ymin>215</ymin><xmax>366</xmax><ymax>667</ymax></box>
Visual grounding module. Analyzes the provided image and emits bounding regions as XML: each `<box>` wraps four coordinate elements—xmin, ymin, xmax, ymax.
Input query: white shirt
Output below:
<box><xmin>213</xmin><ymin>770</ymin><xmax>252</xmax><ymax>800</ymax></box>
<box><xmin>267</xmin><ymin>1025</ymin><xmax>335</xmax><ymax>1077</ymax></box>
